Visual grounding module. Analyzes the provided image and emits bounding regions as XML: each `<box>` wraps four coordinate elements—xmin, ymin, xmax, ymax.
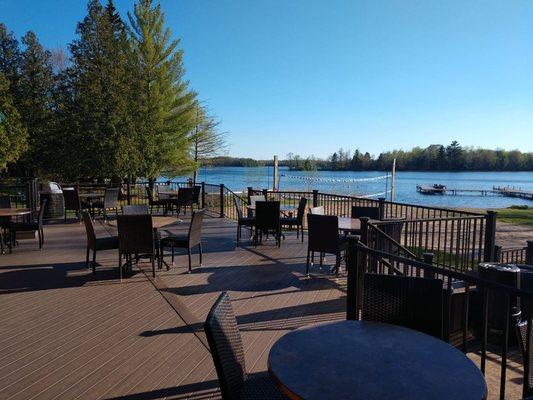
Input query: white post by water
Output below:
<box><xmin>391</xmin><ymin>158</ymin><xmax>397</xmax><ymax>201</ymax></box>
<box><xmin>273</xmin><ymin>155</ymin><xmax>279</xmax><ymax>191</ymax></box>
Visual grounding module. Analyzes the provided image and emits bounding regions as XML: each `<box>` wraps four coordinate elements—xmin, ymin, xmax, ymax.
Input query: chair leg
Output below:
<box><xmin>38</xmin><ymin>229</ymin><xmax>43</xmax><ymax>249</ymax></box>
<box><xmin>187</xmin><ymin>248</ymin><xmax>192</xmax><ymax>273</ymax></box>
<box><xmin>171</xmin><ymin>245</ymin><xmax>175</xmax><ymax>265</ymax></box>
<box><xmin>306</xmin><ymin>250</ymin><xmax>310</xmax><ymax>275</ymax></box>
<box><xmin>320</xmin><ymin>253</ymin><xmax>323</xmax><ymax>269</ymax></box>
<box><xmin>335</xmin><ymin>253</ymin><xmax>341</xmax><ymax>276</ymax></box>
<box><xmin>237</xmin><ymin>224</ymin><xmax>240</xmax><ymax>244</ymax></box>
<box><xmin>119</xmin><ymin>252</ymin><xmax>122</xmax><ymax>281</ymax></box>
<box><xmin>198</xmin><ymin>243</ymin><xmax>202</xmax><ymax>266</ymax></box>
<box><xmin>151</xmin><ymin>256</ymin><xmax>155</xmax><ymax>278</ymax></box>
<box><xmin>86</xmin><ymin>247</ymin><xmax>90</xmax><ymax>269</ymax></box>
<box><xmin>301</xmin><ymin>226</ymin><xmax>304</xmax><ymax>243</ymax></box>
<box><xmin>92</xmin><ymin>249</ymin><xmax>97</xmax><ymax>274</ymax></box>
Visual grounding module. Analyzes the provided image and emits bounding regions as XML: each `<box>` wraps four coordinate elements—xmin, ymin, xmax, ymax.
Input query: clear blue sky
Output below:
<box><xmin>1</xmin><ymin>0</ymin><xmax>532</xmax><ymax>159</ymax></box>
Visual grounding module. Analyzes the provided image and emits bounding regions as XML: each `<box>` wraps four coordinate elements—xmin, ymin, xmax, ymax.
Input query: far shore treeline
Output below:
<box><xmin>206</xmin><ymin>141</ymin><xmax>533</xmax><ymax>172</ymax></box>
<box><xmin>0</xmin><ymin>0</ymin><xmax>226</xmax><ymax>183</ymax></box>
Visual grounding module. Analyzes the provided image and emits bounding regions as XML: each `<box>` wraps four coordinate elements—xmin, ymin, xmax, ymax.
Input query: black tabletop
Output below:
<box><xmin>268</xmin><ymin>320</ymin><xmax>487</xmax><ymax>400</ymax></box>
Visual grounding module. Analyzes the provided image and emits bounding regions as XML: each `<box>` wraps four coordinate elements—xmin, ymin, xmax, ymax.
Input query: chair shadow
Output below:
<box><xmin>101</xmin><ymin>379</ymin><xmax>220</xmax><ymax>400</ymax></box>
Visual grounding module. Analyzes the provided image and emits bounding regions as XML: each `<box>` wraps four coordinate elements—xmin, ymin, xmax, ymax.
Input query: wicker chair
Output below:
<box><xmin>9</xmin><ymin>199</ymin><xmax>47</xmax><ymax>251</ymax></box>
<box><xmin>192</xmin><ymin>185</ymin><xmax>201</xmax><ymax>209</ymax></box>
<box><xmin>146</xmin><ymin>186</ymin><xmax>167</xmax><ymax>214</ymax></box>
<box><xmin>514</xmin><ymin>310</ymin><xmax>533</xmax><ymax>398</ymax></box>
<box><xmin>351</xmin><ymin>205</ymin><xmax>380</xmax><ymax>220</ymax></box>
<box><xmin>204</xmin><ymin>292</ymin><xmax>288</xmax><ymax>400</ymax></box>
<box><xmin>160</xmin><ymin>209</ymin><xmax>205</xmax><ymax>272</ymax></box>
<box><xmin>254</xmin><ymin>201</ymin><xmax>281</xmax><ymax>247</ymax></box>
<box><xmin>280</xmin><ymin>197</ymin><xmax>307</xmax><ymax>242</ymax></box>
<box><xmin>249</xmin><ymin>195</ymin><xmax>266</xmax><ymax>207</ymax></box>
<box><xmin>308</xmin><ymin>206</ymin><xmax>325</xmax><ymax>215</ymax></box>
<box><xmin>63</xmin><ymin>187</ymin><xmax>90</xmax><ymax>222</ymax></box>
<box><xmin>82</xmin><ymin>211</ymin><xmax>119</xmax><ymax>274</ymax></box>
<box><xmin>306</xmin><ymin>213</ymin><xmax>347</xmax><ymax>275</ymax></box>
<box><xmin>172</xmin><ymin>187</ymin><xmax>194</xmax><ymax>215</ymax></box>
<box><xmin>122</xmin><ymin>204</ymin><xmax>149</xmax><ymax>215</ymax></box>
<box><xmin>92</xmin><ymin>188</ymin><xmax>119</xmax><ymax>221</ymax></box>
<box><xmin>117</xmin><ymin>214</ymin><xmax>157</xmax><ymax>279</ymax></box>
<box><xmin>362</xmin><ymin>273</ymin><xmax>444</xmax><ymax>339</ymax></box>
<box><xmin>234</xmin><ymin>197</ymin><xmax>255</xmax><ymax>244</ymax></box>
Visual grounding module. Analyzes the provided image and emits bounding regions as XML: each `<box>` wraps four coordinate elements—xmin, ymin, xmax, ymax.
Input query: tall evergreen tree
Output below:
<box><xmin>68</xmin><ymin>0</ymin><xmax>137</xmax><ymax>180</ymax></box>
<box><xmin>128</xmin><ymin>0</ymin><xmax>197</xmax><ymax>180</ymax></box>
<box><xmin>17</xmin><ymin>31</ymin><xmax>55</xmax><ymax>177</ymax></box>
<box><xmin>0</xmin><ymin>23</ymin><xmax>21</xmax><ymax>97</ymax></box>
<box><xmin>0</xmin><ymin>73</ymin><xmax>27</xmax><ymax>170</ymax></box>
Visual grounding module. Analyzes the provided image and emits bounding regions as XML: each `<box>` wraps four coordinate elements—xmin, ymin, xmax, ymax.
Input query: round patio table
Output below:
<box><xmin>0</xmin><ymin>208</ymin><xmax>32</xmax><ymax>217</ymax></box>
<box><xmin>268</xmin><ymin>320</ymin><xmax>487</xmax><ymax>400</ymax></box>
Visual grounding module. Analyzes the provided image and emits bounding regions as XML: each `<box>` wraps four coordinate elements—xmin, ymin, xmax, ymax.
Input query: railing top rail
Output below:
<box><xmin>382</xmin><ymin>199</ymin><xmax>484</xmax><ymax>216</ymax></box>
<box><xmin>371</xmin><ymin>215</ymin><xmax>486</xmax><ymax>224</ymax></box>
<box><xmin>352</xmin><ymin>239</ymin><xmax>533</xmax><ymax>299</ymax></box>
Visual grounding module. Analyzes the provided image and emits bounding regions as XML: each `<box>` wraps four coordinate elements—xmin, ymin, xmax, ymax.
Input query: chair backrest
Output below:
<box><xmin>82</xmin><ymin>211</ymin><xmax>96</xmax><ymax>248</ymax></box>
<box><xmin>178</xmin><ymin>187</ymin><xmax>194</xmax><ymax>202</ymax></box>
<box><xmin>514</xmin><ymin>312</ymin><xmax>533</xmax><ymax>396</ymax></box>
<box><xmin>307</xmin><ymin>214</ymin><xmax>339</xmax><ymax>253</ymax></box>
<box><xmin>188</xmin><ymin>209</ymin><xmax>206</xmax><ymax>246</ymax></box>
<box><xmin>296</xmin><ymin>197</ymin><xmax>308</xmax><ymax>223</ymax></box>
<box><xmin>0</xmin><ymin>195</ymin><xmax>12</xmax><ymax>208</ymax></box>
<box><xmin>117</xmin><ymin>214</ymin><xmax>154</xmax><ymax>254</ymax></box>
<box><xmin>255</xmin><ymin>201</ymin><xmax>280</xmax><ymax>233</ymax></box>
<box><xmin>204</xmin><ymin>292</ymin><xmax>247</xmax><ymax>400</ymax></box>
<box><xmin>145</xmin><ymin>186</ymin><xmax>155</xmax><ymax>204</ymax></box>
<box><xmin>157</xmin><ymin>184</ymin><xmax>171</xmax><ymax>200</ymax></box>
<box><xmin>234</xmin><ymin>197</ymin><xmax>244</xmax><ymax>220</ymax></box>
<box><xmin>192</xmin><ymin>185</ymin><xmax>201</xmax><ymax>204</ymax></box>
<box><xmin>37</xmin><ymin>199</ymin><xmax>47</xmax><ymax>227</ymax></box>
<box><xmin>63</xmin><ymin>188</ymin><xmax>81</xmax><ymax>210</ymax></box>
<box><xmin>249</xmin><ymin>195</ymin><xmax>266</xmax><ymax>207</ymax></box>
<box><xmin>104</xmin><ymin>188</ymin><xmax>119</xmax><ymax>209</ymax></box>
<box><xmin>309</xmin><ymin>206</ymin><xmax>325</xmax><ymax>215</ymax></box>
<box><xmin>122</xmin><ymin>204</ymin><xmax>149</xmax><ymax>215</ymax></box>
<box><xmin>351</xmin><ymin>205</ymin><xmax>380</xmax><ymax>220</ymax></box>
<box><xmin>362</xmin><ymin>273</ymin><xmax>443</xmax><ymax>339</ymax></box>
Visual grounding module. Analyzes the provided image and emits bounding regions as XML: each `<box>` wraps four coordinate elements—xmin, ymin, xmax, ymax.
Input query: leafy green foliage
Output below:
<box><xmin>0</xmin><ymin>74</ymin><xmax>27</xmax><ymax>170</ymax></box>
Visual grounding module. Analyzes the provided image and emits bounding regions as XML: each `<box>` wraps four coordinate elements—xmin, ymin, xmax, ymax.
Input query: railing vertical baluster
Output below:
<box><xmin>462</xmin><ymin>284</ymin><xmax>470</xmax><ymax>353</ymax></box>
<box><xmin>219</xmin><ymin>184</ymin><xmax>224</xmax><ymax>218</ymax></box>
<box><xmin>499</xmin><ymin>294</ymin><xmax>510</xmax><ymax>400</ymax></box>
<box><xmin>201</xmin><ymin>182</ymin><xmax>205</xmax><ymax>208</ymax></box>
<box><xmin>481</xmin><ymin>287</ymin><xmax>489</xmax><ymax>375</ymax></box>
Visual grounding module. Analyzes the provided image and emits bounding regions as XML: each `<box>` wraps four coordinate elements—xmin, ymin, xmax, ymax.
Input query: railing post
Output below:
<box><xmin>527</xmin><ymin>241</ymin><xmax>533</xmax><ymax>265</ymax></box>
<box><xmin>483</xmin><ymin>210</ymin><xmax>497</xmax><ymax>262</ymax></box>
<box><xmin>378</xmin><ymin>197</ymin><xmax>385</xmax><ymax>220</ymax></box>
<box><xmin>312</xmin><ymin>190</ymin><xmax>318</xmax><ymax>208</ymax></box>
<box><xmin>201</xmin><ymin>182</ymin><xmax>206</xmax><ymax>208</ymax></box>
<box><xmin>126</xmin><ymin>179</ymin><xmax>131</xmax><ymax>205</ymax></box>
<box><xmin>359</xmin><ymin>217</ymin><xmax>369</xmax><ymax>245</ymax></box>
<box><xmin>262</xmin><ymin>188</ymin><xmax>268</xmax><ymax>199</ymax></box>
<box><xmin>247</xmin><ymin>187</ymin><xmax>253</xmax><ymax>204</ymax></box>
<box><xmin>26</xmin><ymin>178</ymin><xmax>38</xmax><ymax>213</ymax></box>
<box><xmin>494</xmin><ymin>245</ymin><xmax>502</xmax><ymax>263</ymax></box>
<box><xmin>346</xmin><ymin>236</ymin><xmax>359</xmax><ymax>320</ymax></box>
<box><xmin>219</xmin><ymin>184</ymin><xmax>224</xmax><ymax>218</ymax></box>
<box><xmin>423</xmin><ymin>252</ymin><xmax>434</xmax><ymax>279</ymax></box>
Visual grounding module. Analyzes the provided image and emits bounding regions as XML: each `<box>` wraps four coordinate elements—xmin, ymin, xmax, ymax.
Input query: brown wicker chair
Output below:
<box><xmin>351</xmin><ymin>205</ymin><xmax>380</xmax><ymax>220</ymax></box>
<box><xmin>160</xmin><ymin>209</ymin><xmax>205</xmax><ymax>272</ymax></box>
<box><xmin>10</xmin><ymin>199</ymin><xmax>47</xmax><ymax>251</ymax></box>
<box><xmin>172</xmin><ymin>187</ymin><xmax>194</xmax><ymax>215</ymax></box>
<box><xmin>117</xmin><ymin>214</ymin><xmax>157</xmax><ymax>279</ymax></box>
<box><xmin>192</xmin><ymin>185</ymin><xmax>201</xmax><ymax>209</ymax></box>
<box><xmin>514</xmin><ymin>310</ymin><xmax>533</xmax><ymax>398</ymax></box>
<box><xmin>82</xmin><ymin>211</ymin><xmax>119</xmax><ymax>274</ymax></box>
<box><xmin>254</xmin><ymin>201</ymin><xmax>281</xmax><ymax>247</ymax></box>
<box><xmin>306</xmin><ymin>214</ymin><xmax>347</xmax><ymax>276</ymax></box>
<box><xmin>146</xmin><ymin>186</ymin><xmax>168</xmax><ymax>214</ymax></box>
<box><xmin>204</xmin><ymin>292</ymin><xmax>288</xmax><ymax>400</ymax></box>
<box><xmin>234</xmin><ymin>197</ymin><xmax>255</xmax><ymax>244</ymax></box>
<box><xmin>280</xmin><ymin>197</ymin><xmax>307</xmax><ymax>242</ymax></box>
<box><xmin>122</xmin><ymin>204</ymin><xmax>149</xmax><ymax>215</ymax></box>
<box><xmin>92</xmin><ymin>188</ymin><xmax>119</xmax><ymax>221</ymax></box>
<box><xmin>362</xmin><ymin>273</ymin><xmax>444</xmax><ymax>339</ymax></box>
<box><xmin>63</xmin><ymin>187</ymin><xmax>90</xmax><ymax>222</ymax></box>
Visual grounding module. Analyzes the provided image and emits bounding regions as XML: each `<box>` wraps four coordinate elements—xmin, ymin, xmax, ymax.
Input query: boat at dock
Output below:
<box><xmin>416</xmin><ymin>184</ymin><xmax>446</xmax><ymax>195</ymax></box>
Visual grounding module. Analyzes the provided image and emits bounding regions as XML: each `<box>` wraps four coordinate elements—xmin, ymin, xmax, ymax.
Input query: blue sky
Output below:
<box><xmin>1</xmin><ymin>0</ymin><xmax>532</xmax><ymax>159</ymax></box>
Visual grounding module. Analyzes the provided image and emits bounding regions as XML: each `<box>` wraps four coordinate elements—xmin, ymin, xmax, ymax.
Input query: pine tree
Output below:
<box><xmin>68</xmin><ymin>0</ymin><xmax>137</xmax><ymax>180</ymax></box>
<box><xmin>0</xmin><ymin>23</ymin><xmax>21</xmax><ymax>97</ymax></box>
<box><xmin>128</xmin><ymin>0</ymin><xmax>197</xmax><ymax>180</ymax></box>
<box><xmin>17</xmin><ymin>31</ymin><xmax>55</xmax><ymax>177</ymax></box>
<box><xmin>0</xmin><ymin>73</ymin><xmax>27</xmax><ymax>170</ymax></box>
<box><xmin>188</xmin><ymin>102</ymin><xmax>227</xmax><ymax>183</ymax></box>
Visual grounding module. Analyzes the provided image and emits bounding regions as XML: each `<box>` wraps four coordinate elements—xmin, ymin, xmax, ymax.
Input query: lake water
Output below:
<box><xmin>190</xmin><ymin>167</ymin><xmax>533</xmax><ymax>209</ymax></box>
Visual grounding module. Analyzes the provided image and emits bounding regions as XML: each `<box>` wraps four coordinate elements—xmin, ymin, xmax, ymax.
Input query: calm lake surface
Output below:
<box><xmin>190</xmin><ymin>167</ymin><xmax>533</xmax><ymax>209</ymax></box>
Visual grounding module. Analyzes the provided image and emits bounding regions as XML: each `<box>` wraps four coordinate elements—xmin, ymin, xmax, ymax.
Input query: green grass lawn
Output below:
<box><xmin>494</xmin><ymin>206</ymin><xmax>533</xmax><ymax>226</ymax></box>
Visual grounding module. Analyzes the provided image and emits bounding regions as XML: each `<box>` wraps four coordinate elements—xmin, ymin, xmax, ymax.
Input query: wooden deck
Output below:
<box><xmin>0</xmin><ymin>213</ymin><xmax>524</xmax><ymax>399</ymax></box>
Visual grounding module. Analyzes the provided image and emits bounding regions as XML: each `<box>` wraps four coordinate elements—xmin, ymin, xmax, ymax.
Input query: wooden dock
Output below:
<box><xmin>417</xmin><ymin>184</ymin><xmax>533</xmax><ymax>200</ymax></box>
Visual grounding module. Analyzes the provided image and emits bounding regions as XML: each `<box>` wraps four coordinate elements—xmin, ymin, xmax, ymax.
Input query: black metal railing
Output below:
<box><xmin>346</xmin><ymin>236</ymin><xmax>533</xmax><ymax>399</ymax></box>
<box><xmin>497</xmin><ymin>242</ymin><xmax>533</xmax><ymax>265</ymax></box>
